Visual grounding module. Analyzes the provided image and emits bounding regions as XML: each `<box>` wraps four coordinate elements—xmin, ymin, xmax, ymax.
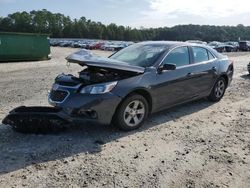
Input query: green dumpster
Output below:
<box><xmin>0</xmin><ymin>32</ymin><xmax>51</xmax><ymax>62</ymax></box>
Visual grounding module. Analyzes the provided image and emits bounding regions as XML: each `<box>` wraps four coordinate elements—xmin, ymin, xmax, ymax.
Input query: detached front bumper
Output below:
<box><xmin>3</xmin><ymin>93</ymin><xmax>122</xmax><ymax>126</ymax></box>
<box><xmin>2</xmin><ymin>93</ymin><xmax>121</xmax><ymax>133</ymax></box>
<box><xmin>2</xmin><ymin>106</ymin><xmax>70</xmax><ymax>133</ymax></box>
<box><xmin>2</xmin><ymin>86</ymin><xmax>122</xmax><ymax>133</ymax></box>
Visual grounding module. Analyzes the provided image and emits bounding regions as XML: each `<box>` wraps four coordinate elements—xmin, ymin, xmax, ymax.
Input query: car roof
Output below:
<box><xmin>137</xmin><ymin>41</ymin><xmax>225</xmax><ymax>59</ymax></box>
<box><xmin>137</xmin><ymin>41</ymin><xmax>208</xmax><ymax>48</ymax></box>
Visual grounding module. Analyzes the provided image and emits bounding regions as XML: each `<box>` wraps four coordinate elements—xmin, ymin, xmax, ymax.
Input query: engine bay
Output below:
<box><xmin>55</xmin><ymin>66</ymin><xmax>140</xmax><ymax>87</ymax></box>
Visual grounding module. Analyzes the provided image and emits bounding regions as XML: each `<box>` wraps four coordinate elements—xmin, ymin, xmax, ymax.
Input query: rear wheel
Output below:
<box><xmin>113</xmin><ymin>94</ymin><xmax>149</xmax><ymax>131</ymax></box>
<box><xmin>208</xmin><ymin>77</ymin><xmax>227</xmax><ymax>102</ymax></box>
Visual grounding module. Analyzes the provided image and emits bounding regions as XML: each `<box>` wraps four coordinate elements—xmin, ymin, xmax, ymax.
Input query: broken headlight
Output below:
<box><xmin>80</xmin><ymin>81</ymin><xmax>117</xmax><ymax>94</ymax></box>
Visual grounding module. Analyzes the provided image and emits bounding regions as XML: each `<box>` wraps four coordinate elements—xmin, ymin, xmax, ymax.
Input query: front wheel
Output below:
<box><xmin>208</xmin><ymin>77</ymin><xmax>227</xmax><ymax>102</ymax></box>
<box><xmin>113</xmin><ymin>94</ymin><xmax>149</xmax><ymax>131</ymax></box>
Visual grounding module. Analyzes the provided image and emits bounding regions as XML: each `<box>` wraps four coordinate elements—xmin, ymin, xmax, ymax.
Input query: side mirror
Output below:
<box><xmin>158</xmin><ymin>63</ymin><xmax>176</xmax><ymax>73</ymax></box>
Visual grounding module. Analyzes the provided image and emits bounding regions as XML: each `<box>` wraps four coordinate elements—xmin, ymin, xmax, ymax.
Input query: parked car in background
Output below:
<box><xmin>50</xmin><ymin>40</ymin><xmax>60</xmax><ymax>46</ymax></box>
<box><xmin>225</xmin><ymin>42</ymin><xmax>239</xmax><ymax>51</ymax></box>
<box><xmin>49</xmin><ymin>39</ymin><xmax>134</xmax><ymax>52</ymax></box>
<box><xmin>92</xmin><ymin>42</ymin><xmax>105</xmax><ymax>50</ymax></box>
<box><xmin>239</xmin><ymin>41</ymin><xmax>250</xmax><ymax>51</ymax></box>
<box><xmin>223</xmin><ymin>44</ymin><xmax>236</xmax><ymax>52</ymax></box>
<box><xmin>3</xmin><ymin>41</ymin><xmax>234</xmax><ymax>132</ymax></box>
<box><xmin>208</xmin><ymin>41</ymin><xmax>222</xmax><ymax>49</ymax></box>
<box><xmin>87</xmin><ymin>42</ymin><xmax>97</xmax><ymax>50</ymax></box>
<box><xmin>208</xmin><ymin>42</ymin><xmax>232</xmax><ymax>53</ymax></box>
<box><xmin>71</xmin><ymin>41</ymin><xmax>81</xmax><ymax>48</ymax></box>
<box><xmin>70</xmin><ymin>41</ymin><xmax>77</xmax><ymax>48</ymax></box>
<box><xmin>101</xmin><ymin>42</ymin><xmax>116</xmax><ymax>51</ymax></box>
<box><xmin>59</xmin><ymin>41</ymin><xmax>72</xmax><ymax>47</ymax></box>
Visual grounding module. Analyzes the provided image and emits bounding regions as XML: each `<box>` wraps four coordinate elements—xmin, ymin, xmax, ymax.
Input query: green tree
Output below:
<box><xmin>1</xmin><ymin>9</ymin><xmax>250</xmax><ymax>42</ymax></box>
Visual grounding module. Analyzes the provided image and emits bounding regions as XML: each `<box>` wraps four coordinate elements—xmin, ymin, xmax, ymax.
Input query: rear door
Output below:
<box><xmin>188</xmin><ymin>47</ymin><xmax>219</xmax><ymax>95</ymax></box>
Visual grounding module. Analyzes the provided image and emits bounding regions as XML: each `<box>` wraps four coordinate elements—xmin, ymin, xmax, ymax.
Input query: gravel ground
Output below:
<box><xmin>0</xmin><ymin>47</ymin><xmax>249</xmax><ymax>188</ymax></box>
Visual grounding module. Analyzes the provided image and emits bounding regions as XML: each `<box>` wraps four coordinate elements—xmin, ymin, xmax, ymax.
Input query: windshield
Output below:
<box><xmin>109</xmin><ymin>43</ymin><xmax>167</xmax><ymax>67</ymax></box>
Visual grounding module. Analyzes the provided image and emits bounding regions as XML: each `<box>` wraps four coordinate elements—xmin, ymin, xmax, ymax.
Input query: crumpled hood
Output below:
<box><xmin>66</xmin><ymin>49</ymin><xmax>145</xmax><ymax>73</ymax></box>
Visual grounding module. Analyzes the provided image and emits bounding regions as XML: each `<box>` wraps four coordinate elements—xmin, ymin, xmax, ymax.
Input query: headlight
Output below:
<box><xmin>80</xmin><ymin>81</ymin><xmax>118</xmax><ymax>94</ymax></box>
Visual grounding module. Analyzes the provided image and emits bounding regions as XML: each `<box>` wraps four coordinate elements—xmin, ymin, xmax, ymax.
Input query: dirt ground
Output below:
<box><xmin>0</xmin><ymin>47</ymin><xmax>249</xmax><ymax>188</ymax></box>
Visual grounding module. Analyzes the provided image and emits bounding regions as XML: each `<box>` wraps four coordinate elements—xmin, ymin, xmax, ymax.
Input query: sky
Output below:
<box><xmin>1</xmin><ymin>0</ymin><xmax>250</xmax><ymax>28</ymax></box>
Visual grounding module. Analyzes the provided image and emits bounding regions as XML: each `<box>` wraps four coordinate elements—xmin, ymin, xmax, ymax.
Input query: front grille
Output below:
<box><xmin>56</xmin><ymin>81</ymin><xmax>79</xmax><ymax>87</ymax></box>
<box><xmin>49</xmin><ymin>90</ymin><xmax>69</xmax><ymax>103</ymax></box>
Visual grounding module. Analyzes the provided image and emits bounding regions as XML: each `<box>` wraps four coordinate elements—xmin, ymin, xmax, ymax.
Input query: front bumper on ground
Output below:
<box><xmin>2</xmin><ymin>92</ymin><xmax>122</xmax><ymax>133</ymax></box>
<box><xmin>2</xmin><ymin>106</ymin><xmax>70</xmax><ymax>133</ymax></box>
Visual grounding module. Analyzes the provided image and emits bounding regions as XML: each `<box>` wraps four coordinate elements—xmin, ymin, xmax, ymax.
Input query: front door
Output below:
<box><xmin>151</xmin><ymin>46</ymin><xmax>199</xmax><ymax>111</ymax></box>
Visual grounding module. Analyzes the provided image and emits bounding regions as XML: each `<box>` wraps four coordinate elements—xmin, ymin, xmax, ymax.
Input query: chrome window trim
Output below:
<box><xmin>157</xmin><ymin>45</ymin><xmax>218</xmax><ymax>70</ymax></box>
<box><xmin>157</xmin><ymin>45</ymin><xmax>190</xmax><ymax>68</ymax></box>
<box><xmin>207</xmin><ymin>49</ymin><xmax>216</xmax><ymax>60</ymax></box>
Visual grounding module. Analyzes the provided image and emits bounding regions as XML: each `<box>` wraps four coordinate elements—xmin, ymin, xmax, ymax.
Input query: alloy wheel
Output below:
<box><xmin>214</xmin><ymin>80</ymin><xmax>225</xmax><ymax>98</ymax></box>
<box><xmin>123</xmin><ymin>100</ymin><xmax>145</xmax><ymax>127</ymax></box>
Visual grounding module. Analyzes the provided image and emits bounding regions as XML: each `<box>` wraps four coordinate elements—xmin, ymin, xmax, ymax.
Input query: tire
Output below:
<box><xmin>113</xmin><ymin>94</ymin><xmax>149</xmax><ymax>131</ymax></box>
<box><xmin>208</xmin><ymin>77</ymin><xmax>227</xmax><ymax>102</ymax></box>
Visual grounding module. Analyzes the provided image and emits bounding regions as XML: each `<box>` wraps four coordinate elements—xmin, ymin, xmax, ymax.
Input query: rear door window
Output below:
<box><xmin>162</xmin><ymin>47</ymin><xmax>190</xmax><ymax>67</ymax></box>
<box><xmin>192</xmin><ymin>47</ymin><xmax>209</xmax><ymax>63</ymax></box>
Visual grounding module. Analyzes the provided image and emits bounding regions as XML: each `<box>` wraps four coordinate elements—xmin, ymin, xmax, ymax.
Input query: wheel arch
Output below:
<box><xmin>113</xmin><ymin>88</ymin><xmax>153</xmax><ymax>119</ymax></box>
<box><xmin>220</xmin><ymin>74</ymin><xmax>229</xmax><ymax>88</ymax></box>
<box><xmin>131</xmin><ymin>89</ymin><xmax>153</xmax><ymax>114</ymax></box>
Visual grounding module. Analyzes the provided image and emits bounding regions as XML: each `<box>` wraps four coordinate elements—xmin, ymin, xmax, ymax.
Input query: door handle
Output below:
<box><xmin>187</xmin><ymin>72</ymin><xmax>205</xmax><ymax>77</ymax></box>
<box><xmin>187</xmin><ymin>72</ymin><xmax>194</xmax><ymax>76</ymax></box>
<box><xmin>212</xmin><ymin>66</ymin><xmax>217</xmax><ymax>71</ymax></box>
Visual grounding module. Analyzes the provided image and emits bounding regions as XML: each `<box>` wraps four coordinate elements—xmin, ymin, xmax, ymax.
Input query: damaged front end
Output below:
<box><xmin>2</xmin><ymin>50</ymin><xmax>144</xmax><ymax>133</ymax></box>
<box><xmin>53</xmin><ymin>49</ymin><xmax>144</xmax><ymax>88</ymax></box>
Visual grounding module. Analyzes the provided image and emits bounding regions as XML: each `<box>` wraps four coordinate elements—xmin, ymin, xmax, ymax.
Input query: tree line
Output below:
<box><xmin>0</xmin><ymin>9</ymin><xmax>250</xmax><ymax>42</ymax></box>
